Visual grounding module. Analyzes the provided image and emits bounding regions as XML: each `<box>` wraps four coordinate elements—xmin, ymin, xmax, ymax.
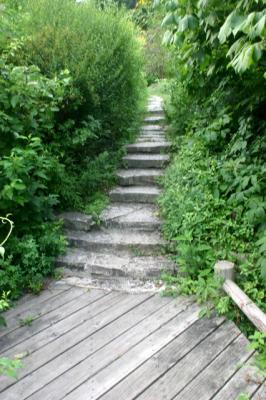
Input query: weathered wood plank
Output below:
<box><xmin>0</xmin><ymin>292</ymin><xmax>158</xmax><ymax>392</ymax></box>
<box><xmin>213</xmin><ymin>356</ymin><xmax>264</xmax><ymax>400</ymax></box>
<box><xmin>25</xmin><ymin>297</ymin><xmax>193</xmax><ymax>400</ymax></box>
<box><xmin>173</xmin><ymin>334</ymin><xmax>252</xmax><ymax>400</ymax></box>
<box><xmin>58</xmin><ymin>301</ymin><xmax>201</xmax><ymax>400</ymax></box>
<box><xmin>0</xmin><ymin>293</ymin><xmax>153</xmax><ymax>398</ymax></box>
<box><xmin>0</xmin><ymin>289</ymin><xmax>108</xmax><ymax>353</ymax></box>
<box><xmin>0</xmin><ymin>286</ymin><xmax>87</xmax><ymax>338</ymax></box>
<box><xmin>100</xmin><ymin>315</ymin><xmax>225</xmax><ymax>400</ymax></box>
<box><xmin>0</xmin><ymin>284</ymin><xmax>71</xmax><ymax>337</ymax></box>
<box><xmin>136</xmin><ymin>321</ymin><xmax>240</xmax><ymax>400</ymax></box>
<box><xmin>1</xmin><ymin>290</ymin><xmax>118</xmax><ymax>363</ymax></box>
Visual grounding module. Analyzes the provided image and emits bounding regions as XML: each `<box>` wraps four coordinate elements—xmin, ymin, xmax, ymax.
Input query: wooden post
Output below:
<box><xmin>214</xmin><ymin>260</ymin><xmax>266</xmax><ymax>333</ymax></box>
<box><xmin>214</xmin><ymin>260</ymin><xmax>235</xmax><ymax>281</ymax></box>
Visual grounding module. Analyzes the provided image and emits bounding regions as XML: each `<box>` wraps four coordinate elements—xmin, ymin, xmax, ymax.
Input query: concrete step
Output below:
<box><xmin>56</xmin><ymin>212</ymin><xmax>94</xmax><ymax>231</ymax></box>
<box><xmin>123</xmin><ymin>154</ymin><xmax>169</xmax><ymax>168</ymax></box>
<box><xmin>101</xmin><ymin>203</ymin><xmax>161</xmax><ymax>231</ymax></box>
<box><xmin>126</xmin><ymin>142</ymin><xmax>170</xmax><ymax>154</ymax></box>
<box><xmin>147</xmin><ymin>108</ymin><xmax>164</xmax><ymax>115</ymax></box>
<box><xmin>139</xmin><ymin>132</ymin><xmax>166</xmax><ymax>137</ymax></box>
<box><xmin>144</xmin><ymin>115</ymin><xmax>165</xmax><ymax>124</ymax></box>
<box><xmin>142</xmin><ymin>125</ymin><xmax>165</xmax><ymax>132</ymax></box>
<box><xmin>117</xmin><ymin>169</ymin><xmax>163</xmax><ymax>186</ymax></box>
<box><xmin>66</xmin><ymin>229</ymin><xmax>166</xmax><ymax>256</ymax></box>
<box><xmin>136</xmin><ymin>138</ymin><xmax>167</xmax><ymax>144</ymax></box>
<box><xmin>138</xmin><ymin>136</ymin><xmax>166</xmax><ymax>141</ymax></box>
<box><xmin>109</xmin><ymin>186</ymin><xmax>161</xmax><ymax>204</ymax></box>
<box><xmin>57</xmin><ymin>249</ymin><xmax>175</xmax><ymax>280</ymax></box>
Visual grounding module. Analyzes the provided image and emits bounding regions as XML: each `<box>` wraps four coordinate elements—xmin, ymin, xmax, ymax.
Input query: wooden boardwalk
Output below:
<box><xmin>0</xmin><ymin>282</ymin><xmax>265</xmax><ymax>400</ymax></box>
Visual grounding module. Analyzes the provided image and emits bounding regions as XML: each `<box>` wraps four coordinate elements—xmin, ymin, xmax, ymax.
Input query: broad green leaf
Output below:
<box><xmin>162</xmin><ymin>13</ymin><xmax>177</xmax><ymax>27</ymax></box>
<box><xmin>178</xmin><ymin>15</ymin><xmax>198</xmax><ymax>32</ymax></box>
<box><xmin>162</xmin><ymin>30</ymin><xmax>173</xmax><ymax>45</ymax></box>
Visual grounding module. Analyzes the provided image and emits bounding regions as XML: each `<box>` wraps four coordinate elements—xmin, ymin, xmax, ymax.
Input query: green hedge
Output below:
<box><xmin>0</xmin><ymin>0</ymin><xmax>146</xmax><ymax>298</ymax></box>
<box><xmin>159</xmin><ymin>0</ymin><xmax>266</xmax><ymax>337</ymax></box>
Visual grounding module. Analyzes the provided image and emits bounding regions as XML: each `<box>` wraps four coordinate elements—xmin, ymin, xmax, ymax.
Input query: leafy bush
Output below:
<box><xmin>158</xmin><ymin>0</ymin><xmax>266</xmax><ymax>334</ymax></box>
<box><xmin>8</xmin><ymin>0</ymin><xmax>146</xmax><ymax>209</ymax></box>
<box><xmin>0</xmin><ymin>0</ymin><xmax>146</xmax><ymax>300</ymax></box>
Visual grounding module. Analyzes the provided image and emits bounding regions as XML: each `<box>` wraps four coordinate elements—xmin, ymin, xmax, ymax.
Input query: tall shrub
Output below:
<box><xmin>158</xmin><ymin>0</ymin><xmax>266</xmax><ymax>330</ymax></box>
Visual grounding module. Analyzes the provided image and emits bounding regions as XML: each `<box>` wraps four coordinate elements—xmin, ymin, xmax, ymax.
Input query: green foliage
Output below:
<box><xmin>19</xmin><ymin>315</ymin><xmax>35</xmax><ymax>327</ymax></box>
<box><xmin>249</xmin><ymin>331</ymin><xmax>266</xmax><ymax>373</ymax></box>
<box><xmin>132</xmin><ymin>3</ymin><xmax>173</xmax><ymax>84</ymax></box>
<box><xmin>159</xmin><ymin>0</ymin><xmax>265</xmax><ymax>74</ymax></box>
<box><xmin>0</xmin><ymin>357</ymin><xmax>22</xmax><ymax>379</ymax></box>
<box><xmin>0</xmin><ymin>291</ymin><xmax>10</xmax><ymax>327</ymax></box>
<box><xmin>0</xmin><ymin>0</ymin><xmax>146</xmax><ymax>300</ymax></box>
<box><xmin>159</xmin><ymin>0</ymin><xmax>266</xmax><ymax>335</ymax></box>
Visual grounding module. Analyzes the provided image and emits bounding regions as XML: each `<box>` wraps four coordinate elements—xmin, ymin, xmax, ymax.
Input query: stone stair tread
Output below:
<box><xmin>144</xmin><ymin>115</ymin><xmax>165</xmax><ymax>123</ymax></box>
<box><xmin>136</xmin><ymin>138</ymin><xmax>167</xmax><ymax>143</ymax></box>
<box><xmin>126</xmin><ymin>142</ymin><xmax>169</xmax><ymax>152</ymax></box>
<box><xmin>123</xmin><ymin>154</ymin><xmax>169</xmax><ymax>169</ymax></box>
<box><xmin>110</xmin><ymin>186</ymin><xmax>161</xmax><ymax>195</ymax></box>
<box><xmin>67</xmin><ymin>228</ymin><xmax>165</xmax><ymax>245</ymax></box>
<box><xmin>142</xmin><ymin>125</ymin><xmax>164</xmax><ymax>131</ymax></box>
<box><xmin>57</xmin><ymin>248</ymin><xmax>175</xmax><ymax>279</ymax></box>
<box><xmin>123</xmin><ymin>154</ymin><xmax>169</xmax><ymax>161</ymax></box>
<box><xmin>117</xmin><ymin>169</ymin><xmax>163</xmax><ymax>186</ymax></box>
<box><xmin>56</xmin><ymin>211</ymin><xmax>94</xmax><ymax>231</ymax></box>
<box><xmin>101</xmin><ymin>202</ymin><xmax>160</xmax><ymax>226</ymax></box>
<box><xmin>117</xmin><ymin>169</ymin><xmax>163</xmax><ymax>178</ymax></box>
<box><xmin>109</xmin><ymin>185</ymin><xmax>161</xmax><ymax>204</ymax></box>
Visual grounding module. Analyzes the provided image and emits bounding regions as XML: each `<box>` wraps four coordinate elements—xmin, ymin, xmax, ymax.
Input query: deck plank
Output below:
<box><xmin>100</xmin><ymin>315</ymin><xmax>225</xmax><ymax>400</ymax></box>
<box><xmin>0</xmin><ymin>292</ymin><xmax>153</xmax><ymax>398</ymax></box>
<box><xmin>136</xmin><ymin>321</ymin><xmax>240</xmax><ymax>400</ymax></box>
<box><xmin>0</xmin><ymin>289</ymin><xmax>108</xmax><ymax>353</ymax></box>
<box><xmin>0</xmin><ymin>286</ymin><xmax>87</xmax><ymax>338</ymax></box>
<box><xmin>0</xmin><ymin>284</ymin><xmax>71</xmax><ymax>337</ymax></box>
<box><xmin>212</xmin><ymin>356</ymin><xmax>264</xmax><ymax>400</ymax></box>
<box><xmin>0</xmin><ymin>292</ymin><xmax>158</xmax><ymax>393</ymax></box>
<box><xmin>0</xmin><ymin>285</ymin><xmax>257</xmax><ymax>400</ymax></box>
<box><xmin>173</xmin><ymin>334</ymin><xmax>252</xmax><ymax>400</ymax></box>
<box><xmin>61</xmin><ymin>302</ymin><xmax>202</xmax><ymax>400</ymax></box>
<box><xmin>25</xmin><ymin>297</ymin><xmax>193</xmax><ymax>400</ymax></box>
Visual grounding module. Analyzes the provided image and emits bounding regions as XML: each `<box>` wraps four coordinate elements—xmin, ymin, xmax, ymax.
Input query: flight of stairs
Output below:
<box><xmin>57</xmin><ymin>96</ymin><xmax>175</xmax><ymax>289</ymax></box>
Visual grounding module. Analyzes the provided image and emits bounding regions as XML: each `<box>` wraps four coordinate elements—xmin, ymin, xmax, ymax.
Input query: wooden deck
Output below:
<box><xmin>0</xmin><ymin>282</ymin><xmax>265</xmax><ymax>400</ymax></box>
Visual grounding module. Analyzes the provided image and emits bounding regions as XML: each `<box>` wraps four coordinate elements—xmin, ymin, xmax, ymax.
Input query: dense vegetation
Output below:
<box><xmin>0</xmin><ymin>0</ymin><xmax>146</xmax><ymax>299</ymax></box>
<box><xmin>158</xmin><ymin>0</ymin><xmax>265</xmax><ymax>341</ymax></box>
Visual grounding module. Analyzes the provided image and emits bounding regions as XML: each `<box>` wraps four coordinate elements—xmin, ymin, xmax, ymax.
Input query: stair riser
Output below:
<box><xmin>138</xmin><ymin>134</ymin><xmax>166</xmax><ymax>138</ymax></box>
<box><xmin>147</xmin><ymin>110</ymin><xmax>164</xmax><ymax>115</ymax></box>
<box><xmin>103</xmin><ymin>219</ymin><xmax>161</xmax><ymax>232</ymax></box>
<box><xmin>123</xmin><ymin>159</ymin><xmax>168</xmax><ymax>169</ymax></box>
<box><xmin>126</xmin><ymin>145</ymin><xmax>169</xmax><ymax>154</ymax></box>
<box><xmin>142</xmin><ymin>126</ymin><xmax>164</xmax><ymax>131</ymax></box>
<box><xmin>118</xmin><ymin>174</ymin><xmax>161</xmax><ymax>186</ymax></box>
<box><xmin>67</xmin><ymin>237</ymin><xmax>163</xmax><ymax>256</ymax></box>
<box><xmin>144</xmin><ymin>118</ymin><xmax>165</xmax><ymax>125</ymax></box>
<box><xmin>136</xmin><ymin>139</ymin><xmax>167</xmax><ymax>144</ymax></box>
<box><xmin>57</xmin><ymin>259</ymin><xmax>165</xmax><ymax>280</ymax></box>
<box><xmin>57</xmin><ymin>259</ymin><xmax>126</xmax><ymax>277</ymax></box>
<box><xmin>109</xmin><ymin>192</ymin><xmax>158</xmax><ymax>204</ymax></box>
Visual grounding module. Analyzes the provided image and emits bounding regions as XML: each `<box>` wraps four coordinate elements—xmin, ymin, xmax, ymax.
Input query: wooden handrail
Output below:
<box><xmin>214</xmin><ymin>260</ymin><xmax>266</xmax><ymax>333</ymax></box>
